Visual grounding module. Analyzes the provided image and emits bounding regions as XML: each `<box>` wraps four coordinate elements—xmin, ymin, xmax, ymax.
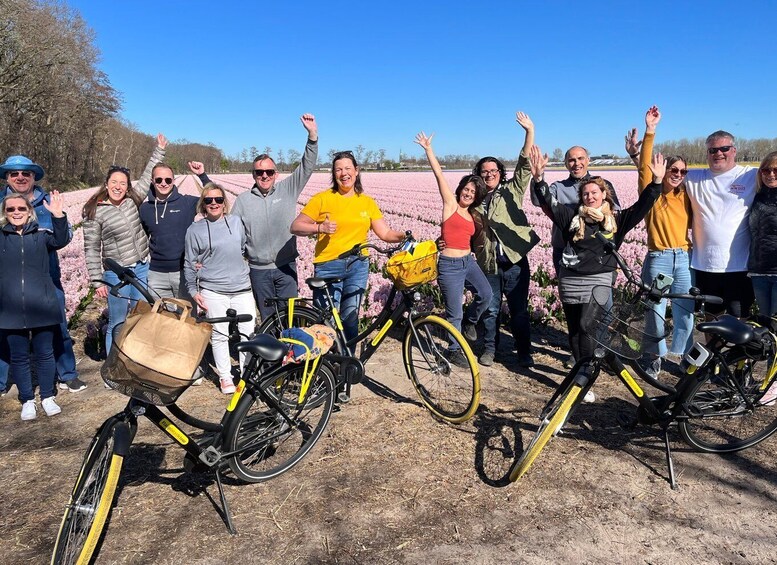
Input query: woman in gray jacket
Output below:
<box><xmin>82</xmin><ymin>134</ymin><xmax>167</xmax><ymax>353</ymax></box>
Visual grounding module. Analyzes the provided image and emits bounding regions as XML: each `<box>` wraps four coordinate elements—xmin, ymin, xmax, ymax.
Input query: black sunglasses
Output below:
<box><xmin>8</xmin><ymin>171</ymin><xmax>33</xmax><ymax>178</ymax></box>
<box><xmin>203</xmin><ymin>196</ymin><xmax>225</xmax><ymax>205</ymax></box>
<box><xmin>668</xmin><ymin>166</ymin><xmax>689</xmax><ymax>176</ymax></box>
<box><xmin>108</xmin><ymin>164</ymin><xmax>130</xmax><ymax>174</ymax></box>
<box><xmin>5</xmin><ymin>206</ymin><xmax>28</xmax><ymax>212</ymax></box>
<box><xmin>154</xmin><ymin>177</ymin><xmax>173</xmax><ymax>184</ymax></box>
<box><xmin>253</xmin><ymin>169</ymin><xmax>276</xmax><ymax>177</ymax></box>
<box><xmin>707</xmin><ymin>145</ymin><xmax>733</xmax><ymax>155</ymax></box>
<box><xmin>761</xmin><ymin>167</ymin><xmax>777</xmax><ymax>176</ymax></box>
<box><xmin>333</xmin><ymin>150</ymin><xmax>355</xmax><ymax>160</ymax></box>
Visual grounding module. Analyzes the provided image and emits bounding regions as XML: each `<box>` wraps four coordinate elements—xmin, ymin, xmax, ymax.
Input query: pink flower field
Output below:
<box><xmin>60</xmin><ymin>170</ymin><xmax>646</xmax><ymax>323</ymax></box>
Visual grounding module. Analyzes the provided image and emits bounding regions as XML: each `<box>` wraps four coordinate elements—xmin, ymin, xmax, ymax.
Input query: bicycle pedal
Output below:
<box><xmin>337</xmin><ymin>391</ymin><xmax>351</xmax><ymax>404</ymax></box>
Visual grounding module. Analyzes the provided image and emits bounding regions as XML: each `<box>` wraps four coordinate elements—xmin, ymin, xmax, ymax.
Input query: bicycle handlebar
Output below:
<box><xmin>336</xmin><ymin>231</ymin><xmax>414</xmax><ymax>260</ymax></box>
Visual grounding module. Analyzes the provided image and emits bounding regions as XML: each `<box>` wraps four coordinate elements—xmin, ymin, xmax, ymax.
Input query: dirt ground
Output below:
<box><xmin>2</xmin><ymin>302</ymin><xmax>776</xmax><ymax>565</ymax></box>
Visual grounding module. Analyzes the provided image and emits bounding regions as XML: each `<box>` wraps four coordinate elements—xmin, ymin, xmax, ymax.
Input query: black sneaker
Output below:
<box><xmin>517</xmin><ymin>353</ymin><xmax>534</xmax><ymax>368</ymax></box>
<box><xmin>58</xmin><ymin>377</ymin><xmax>88</xmax><ymax>393</ymax></box>
<box><xmin>462</xmin><ymin>323</ymin><xmax>477</xmax><ymax>342</ymax></box>
<box><xmin>478</xmin><ymin>351</ymin><xmax>495</xmax><ymax>367</ymax></box>
<box><xmin>448</xmin><ymin>349</ymin><xmax>469</xmax><ymax>368</ymax></box>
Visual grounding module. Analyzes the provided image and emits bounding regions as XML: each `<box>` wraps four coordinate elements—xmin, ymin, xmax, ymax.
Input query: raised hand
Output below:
<box><xmin>157</xmin><ymin>133</ymin><xmax>168</xmax><ymax>149</ymax></box>
<box><xmin>187</xmin><ymin>161</ymin><xmax>205</xmax><ymax>175</ymax></box>
<box><xmin>529</xmin><ymin>145</ymin><xmax>548</xmax><ymax>181</ymax></box>
<box><xmin>624</xmin><ymin>127</ymin><xmax>641</xmax><ymax>156</ymax></box>
<box><xmin>414</xmin><ymin>131</ymin><xmax>434</xmax><ymax>151</ymax></box>
<box><xmin>42</xmin><ymin>190</ymin><xmax>65</xmax><ymax>217</ymax></box>
<box><xmin>320</xmin><ymin>213</ymin><xmax>337</xmax><ymax>235</ymax></box>
<box><xmin>645</xmin><ymin>106</ymin><xmax>661</xmax><ymax>132</ymax></box>
<box><xmin>516</xmin><ymin>111</ymin><xmax>534</xmax><ymax>131</ymax></box>
<box><xmin>649</xmin><ymin>152</ymin><xmax>666</xmax><ymax>182</ymax></box>
<box><xmin>300</xmin><ymin>113</ymin><xmax>318</xmax><ymax>141</ymax></box>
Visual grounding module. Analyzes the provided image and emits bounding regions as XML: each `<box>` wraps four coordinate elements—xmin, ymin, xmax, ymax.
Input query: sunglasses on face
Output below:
<box><xmin>9</xmin><ymin>171</ymin><xmax>32</xmax><ymax>178</ymax></box>
<box><xmin>154</xmin><ymin>177</ymin><xmax>173</xmax><ymax>185</ymax></box>
<box><xmin>760</xmin><ymin>167</ymin><xmax>777</xmax><ymax>176</ymax></box>
<box><xmin>6</xmin><ymin>206</ymin><xmax>28</xmax><ymax>213</ymax></box>
<box><xmin>203</xmin><ymin>197</ymin><xmax>225</xmax><ymax>205</ymax></box>
<box><xmin>707</xmin><ymin>145</ymin><xmax>733</xmax><ymax>155</ymax></box>
<box><xmin>668</xmin><ymin>166</ymin><xmax>689</xmax><ymax>176</ymax></box>
<box><xmin>253</xmin><ymin>169</ymin><xmax>276</xmax><ymax>177</ymax></box>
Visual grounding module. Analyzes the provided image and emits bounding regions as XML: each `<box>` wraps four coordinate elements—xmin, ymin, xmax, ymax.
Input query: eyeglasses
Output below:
<box><xmin>108</xmin><ymin>165</ymin><xmax>130</xmax><ymax>174</ymax></box>
<box><xmin>668</xmin><ymin>167</ymin><xmax>689</xmax><ymax>176</ymax></box>
<box><xmin>761</xmin><ymin>167</ymin><xmax>777</xmax><ymax>176</ymax></box>
<box><xmin>203</xmin><ymin>196</ymin><xmax>225</xmax><ymax>205</ymax></box>
<box><xmin>5</xmin><ymin>206</ymin><xmax>28</xmax><ymax>213</ymax></box>
<box><xmin>253</xmin><ymin>169</ymin><xmax>276</xmax><ymax>177</ymax></box>
<box><xmin>480</xmin><ymin>168</ymin><xmax>500</xmax><ymax>177</ymax></box>
<box><xmin>8</xmin><ymin>171</ymin><xmax>33</xmax><ymax>178</ymax></box>
<box><xmin>707</xmin><ymin>145</ymin><xmax>733</xmax><ymax>155</ymax></box>
<box><xmin>154</xmin><ymin>177</ymin><xmax>173</xmax><ymax>184</ymax></box>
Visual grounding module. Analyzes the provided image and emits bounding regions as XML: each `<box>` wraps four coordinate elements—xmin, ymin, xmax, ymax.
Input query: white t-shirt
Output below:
<box><xmin>684</xmin><ymin>165</ymin><xmax>757</xmax><ymax>272</ymax></box>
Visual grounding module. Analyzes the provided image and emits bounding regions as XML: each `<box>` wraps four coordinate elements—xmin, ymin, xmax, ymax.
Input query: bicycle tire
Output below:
<box><xmin>509</xmin><ymin>383</ymin><xmax>582</xmax><ymax>482</ymax></box>
<box><xmin>257</xmin><ymin>304</ymin><xmax>324</xmax><ymax>337</ymax></box>
<box><xmin>679</xmin><ymin>354</ymin><xmax>777</xmax><ymax>453</ymax></box>
<box><xmin>226</xmin><ymin>362</ymin><xmax>336</xmax><ymax>482</ymax></box>
<box><xmin>403</xmin><ymin>315</ymin><xmax>480</xmax><ymax>424</ymax></box>
<box><xmin>51</xmin><ymin>421</ymin><xmax>128</xmax><ymax>565</ymax></box>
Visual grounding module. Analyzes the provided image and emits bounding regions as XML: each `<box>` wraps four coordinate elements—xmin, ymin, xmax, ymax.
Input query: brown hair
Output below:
<box><xmin>82</xmin><ymin>166</ymin><xmax>142</xmax><ymax>220</ymax></box>
<box><xmin>757</xmin><ymin>151</ymin><xmax>777</xmax><ymax>192</ymax></box>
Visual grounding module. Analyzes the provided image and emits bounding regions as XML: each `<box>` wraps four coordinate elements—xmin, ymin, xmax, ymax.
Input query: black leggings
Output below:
<box><xmin>562</xmin><ymin>302</ymin><xmax>593</xmax><ymax>362</ymax></box>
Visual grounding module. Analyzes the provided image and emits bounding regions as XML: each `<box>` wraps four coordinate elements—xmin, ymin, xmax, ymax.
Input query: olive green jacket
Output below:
<box><xmin>473</xmin><ymin>150</ymin><xmax>540</xmax><ymax>275</ymax></box>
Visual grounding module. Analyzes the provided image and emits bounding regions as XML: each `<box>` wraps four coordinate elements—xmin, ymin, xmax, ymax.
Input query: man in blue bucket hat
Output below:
<box><xmin>0</xmin><ymin>155</ymin><xmax>86</xmax><ymax>395</ymax></box>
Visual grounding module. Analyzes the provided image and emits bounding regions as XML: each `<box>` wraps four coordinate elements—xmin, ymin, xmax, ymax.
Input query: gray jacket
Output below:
<box><xmin>231</xmin><ymin>140</ymin><xmax>318</xmax><ymax>269</ymax></box>
<box><xmin>184</xmin><ymin>215</ymin><xmax>251</xmax><ymax>295</ymax></box>
<box><xmin>83</xmin><ymin>145</ymin><xmax>165</xmax><ymax>286</ymax></box>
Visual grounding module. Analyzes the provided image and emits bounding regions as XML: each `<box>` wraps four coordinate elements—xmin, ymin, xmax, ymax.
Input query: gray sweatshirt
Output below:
<box><xmin>184</xmin><ymin>215</ymin><xmax>251</xmax><ymax>296</ymax></box>
<box><xmin>231</xmin><ymin>139</ymin><xmax>318</xmax><ymax>269</ymax></box>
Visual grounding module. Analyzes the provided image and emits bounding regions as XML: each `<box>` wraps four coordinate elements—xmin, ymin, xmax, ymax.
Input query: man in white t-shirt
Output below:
<box><xmin>684</xmin><ymin>130</ymin><xmax>757</xmax><ymax>317</ymax></box>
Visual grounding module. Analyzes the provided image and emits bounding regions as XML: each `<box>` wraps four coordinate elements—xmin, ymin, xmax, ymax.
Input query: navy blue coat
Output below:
<box><xmin>0</xmin><ymin>215</ymin><xmax>69</xmax><ymax>329</ymax></box>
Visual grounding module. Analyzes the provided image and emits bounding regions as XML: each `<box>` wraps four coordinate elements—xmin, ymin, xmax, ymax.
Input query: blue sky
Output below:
<box><xmin>66</xmin><ymin>0</ymin><xmax>774</xmax><ymax>161</ymax></box>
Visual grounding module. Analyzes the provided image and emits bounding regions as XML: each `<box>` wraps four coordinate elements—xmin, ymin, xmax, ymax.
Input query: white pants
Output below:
<box><xmin>200</xmin><ymin>289</ymin><xmax>255</xmax><ymax>380</ymax></box>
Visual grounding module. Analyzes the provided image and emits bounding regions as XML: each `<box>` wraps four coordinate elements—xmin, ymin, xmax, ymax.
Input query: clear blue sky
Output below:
<box><xmin>66</xmin><ymin>0</ymin><xmax>774</xmax><ymax>161</ymax></box>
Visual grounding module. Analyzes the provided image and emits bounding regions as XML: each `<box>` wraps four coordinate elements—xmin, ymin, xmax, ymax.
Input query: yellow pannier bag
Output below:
<box><xmin>385</xmin><ymin>240</ymin><xmax>439</xmax><ymax>290</ymax></box>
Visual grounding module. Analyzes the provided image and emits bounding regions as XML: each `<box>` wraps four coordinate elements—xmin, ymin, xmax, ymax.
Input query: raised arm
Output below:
<box><xmin>637</xmin><ymin>106</ymin><xmax>660</xmax><ymax>191</ymax></box>
<box><xmin>187</xmin><ymin>161</ymin><xmax>212</xmax><ymax>186</ymax></box>
<box><xmin>517</xmin><ymin>111</ymin><xmax>534</xmax><ymax>156</ymax></box>
<box><xmin>414</xmin><ymin>131</ymin><xmax>457</xmax><ymax>212</ymax></box>
<box><xmin>279</xmin><ymin>113</ymin><xmax>319</xmax><ymax>196</ymax></box>
<box><xmin>508</xmin><ymin>111</ymin><xmax>536</xmax><ymax>200</ymax></box>
<box><xmin>625</xmin><ymin>127</ymin><xmax>641</xmax><ymax>167</ymax></box>
<box><xmin>133</xmin><ymin>133</ymin><xmax>168</xmax><ymax>199</ymax></box>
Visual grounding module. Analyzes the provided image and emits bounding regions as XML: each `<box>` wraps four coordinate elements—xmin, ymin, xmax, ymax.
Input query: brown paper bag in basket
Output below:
<box><xmin>115</xmin><ymin>298</ymin><xmax>212</xmax><ymax>382</ymax></box>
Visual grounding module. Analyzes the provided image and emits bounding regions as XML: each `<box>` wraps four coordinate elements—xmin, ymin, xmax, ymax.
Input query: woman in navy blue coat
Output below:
<box><xmin>0</xmin><ymin>191</ymin><xmax>69</xmax><ymax>420</ymax></box>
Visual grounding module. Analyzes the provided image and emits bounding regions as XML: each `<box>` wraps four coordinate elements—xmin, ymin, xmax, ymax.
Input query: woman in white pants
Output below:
<box><xmin>184</xmin><ymin>183</ymin><xmax>254</xmax><ymax>393</ymax></box>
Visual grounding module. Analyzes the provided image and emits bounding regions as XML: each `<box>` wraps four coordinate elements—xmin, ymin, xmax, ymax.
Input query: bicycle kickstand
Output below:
<box><xmin>214</xmin><ymin>468</ymin><xmax>238</xmax><ymax>535</ymax></box>
<box><xmin>662</xmin><ymin>428</ymin><xmax>679</xmax><ymax>490</ymax></box>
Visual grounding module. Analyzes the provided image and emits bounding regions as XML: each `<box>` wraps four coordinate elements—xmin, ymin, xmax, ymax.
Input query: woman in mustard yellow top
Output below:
<box><xmin>626</xmin><ymin>106</ymin><xmax>694</xmax><ymax>376</ymax></box>
<box><xmin>291</xmin><ymin>151</ymin><xmax>405</xmax><ymax>340</ymax></box>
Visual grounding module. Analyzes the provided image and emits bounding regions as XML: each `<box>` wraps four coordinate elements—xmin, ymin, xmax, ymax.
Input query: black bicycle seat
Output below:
<box><xmin>306</xmin><ymin>277</ymin><xmax>342</xmax><ymax>289</ymax></box>
<box><xmin>235</xmin><ymin>334</ymin><xmax>286</xmax><ymax>361</ymax></box>
<box><xmin>697</xmin><ymin>315</ymin><xmax>754</xmax><ymax>345</ymax></box>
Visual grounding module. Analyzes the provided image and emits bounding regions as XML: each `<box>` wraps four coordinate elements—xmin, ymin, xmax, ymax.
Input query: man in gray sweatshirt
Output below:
<box><xmin>231</xmin><ymin>114</ymin><xmax>318</xmax><ymax>321</ymax></box>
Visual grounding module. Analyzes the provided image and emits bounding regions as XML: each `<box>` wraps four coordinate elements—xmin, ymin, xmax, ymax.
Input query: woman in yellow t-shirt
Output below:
<box><xmin>291</xmin><ymin>151</ymin><xmax>405</xmax><ymax>341</ymax></box>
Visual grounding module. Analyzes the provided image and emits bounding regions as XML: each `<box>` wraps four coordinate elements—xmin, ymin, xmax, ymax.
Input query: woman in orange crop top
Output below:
<box><xmin>415</xmin><ymin>132</ymin><xmax>492</xmax><ymax>363</ymax></box>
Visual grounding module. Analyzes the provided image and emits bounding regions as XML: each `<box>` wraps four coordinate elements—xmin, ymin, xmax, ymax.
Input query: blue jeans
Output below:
<box><xmin>313</xmin><ymin>256</ymin><xmax>368</xmax><ymax>343</ymax></box>
<box><xmin>3</xmin><ymin>327</ymin><xmax>57</xmax><ymax>403</ymax></box>
<box><xmin>438</xmin><ymin>255</ymin><xmax>492</xmax><ymax>345</ymax></box>
<box><xmin>104</xmin><ymin>260</ymin><xmax>149</xmax><ymax>353</ymax></box>
<box><xmin>641</xmin><ymin>249</ymin><xmax>694</xmax><ymax>356</ymax></box>
<box><xmin>472</xmin><ymin>256</ymin><xmax>532</xmax><ymax>355</ymax></box>
<box><xmin>249</xmin><ymin>262</ymin><xmax>299</xmax><ymax>323</ymax></box>
<box><xmin>750</xmin><ymin>275</ymin><xmax>777</xmax><ymax>316</ymax></box>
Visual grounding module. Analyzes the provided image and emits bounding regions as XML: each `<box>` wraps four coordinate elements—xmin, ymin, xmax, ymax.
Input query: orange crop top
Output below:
<box><xmin>441</xmin><ymin>212</ymin><xmax>474</xmax><ymax>251</ymax></box>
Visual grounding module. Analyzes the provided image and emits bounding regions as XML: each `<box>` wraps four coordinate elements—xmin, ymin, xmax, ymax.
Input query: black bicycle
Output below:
<box><xmin>52</xmin><ymin>259</ymin><xmax>336</xmax><ymax>565</ymax></box>
<box><xmin>509</xmin><ymin>233</ymin><xmax>777</xmax><ymax>488</ymax></box>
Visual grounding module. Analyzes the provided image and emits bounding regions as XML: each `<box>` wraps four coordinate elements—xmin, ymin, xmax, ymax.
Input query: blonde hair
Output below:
<box><xmin>757</xmin><ymin>151</ymin><xmax>777</xmax><ymax>192</ymax></box>
<box><xmin>197</xmin><ymin>183</ymin><xmax>230</xmax><ymax>215</ymax></box>
<box><xmin>0</xmin><ymin>193</ymin><xmax>37</xmax><ymax>227</ymax></box>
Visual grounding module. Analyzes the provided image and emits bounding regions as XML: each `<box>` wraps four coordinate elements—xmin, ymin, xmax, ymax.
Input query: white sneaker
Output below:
<box><xmin>41</xmin><ymin>396</ymin><xmax>62</xmax><ymax>416</ymax></box>
<box><xmin>220</xmin><ymin>377</ymin><xmax>236</xmax><ymax>394</ymax></box>
<box><xmin>21</xmin><ymin>400</ymin><xmax>37</xmax><ymax>421</ymax></box>
<box><xmin>583</xmin><ymin>390</ymin><xmax>596</xmax><ymax>403</ymax></box>
<box><xmin>191</xmin><ymin>377</ymin><xmax>203</xmax><ymax>386</ymax></box>
<box><xmin>760</xmin><ymin>382</ymin><xmax>777</xmax><ymax>406</ymax></box>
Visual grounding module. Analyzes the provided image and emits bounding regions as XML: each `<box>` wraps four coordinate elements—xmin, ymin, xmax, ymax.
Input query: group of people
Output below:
<box><xmin>4</xmin><ymin>105</ymin><xmax>777</xmax><ymax>420</ymax></box>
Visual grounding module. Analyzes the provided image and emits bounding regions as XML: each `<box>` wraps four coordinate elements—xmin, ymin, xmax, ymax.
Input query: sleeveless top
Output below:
<box><xmin>441</xmin><ymin>211</ymin><xmax>474</xmax><ymax>250</ymax></box>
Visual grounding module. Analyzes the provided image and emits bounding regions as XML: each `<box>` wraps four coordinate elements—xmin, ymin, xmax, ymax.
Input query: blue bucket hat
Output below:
<box><xmin>0</xmin><ymin>155</ymin><xmax>45</xmax><ymax>181</ymax></box>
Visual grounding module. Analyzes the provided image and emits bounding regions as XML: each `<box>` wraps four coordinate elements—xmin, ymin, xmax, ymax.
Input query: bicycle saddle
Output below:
<box><xmin>235</xmin><ymin>334</ymin><xmax>287</xmax><ymax>361</ymax></box>
<box><xmin>697</xmin><ymin>314</ymin><xmax>754</xmax><ymax>345</ymax></box>
<box><xmin>306</xmin><ymin>277</ymin><xmax>342</xmax><ymax>288</ymax></box>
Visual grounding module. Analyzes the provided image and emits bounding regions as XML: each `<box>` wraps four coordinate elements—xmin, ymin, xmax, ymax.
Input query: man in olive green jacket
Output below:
<box><xmin>465</xmin><ymin>112</ymin><xmax>539</xmax><ymax>367</ymax></box>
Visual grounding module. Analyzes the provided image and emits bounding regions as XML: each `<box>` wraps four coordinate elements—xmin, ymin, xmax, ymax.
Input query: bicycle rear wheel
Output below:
<box><xmin>257</xmin><ymin>304</ymin><xmax>324</xmax><ymax>337</ymax></box>
<box><xmin>679</xmin><ymin>356</ymin><xmax>777</xmax><ymax>453</ymax></box>
<box><xmin>51</xmin><ymin>421</ymin><xmax>129</xmax><ymax>565</ymax></box>
<box><xmin>403</xmin><ymin>315</ymin><xmax>480</xmax><ymax>424</ymax></box>
<box><xmin>226</xmin><ymin>363</ymin><xmax>336</xmax><ymax>482</ymax></box>
<box><xmin>509</xmin><ymin>383</ymin><xmax>582</xmax><ymax>482</ymax></box>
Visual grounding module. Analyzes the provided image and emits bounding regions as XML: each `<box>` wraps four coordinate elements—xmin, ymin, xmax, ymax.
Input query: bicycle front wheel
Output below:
<box><xmin>403</xmin><ymin>315</ymin><xmax>480</xmax><ymax>424</ymax></box>
<box><xmin>226</xmin><ymin>363</ymin><xmax>336</xmax><ymax>482</ymax></box>
<box><xmin>51</xmin><ymin>421</ymin><xmax>129</xmax><ymax>565</ymax></box>
<box><xmin>679</xmin><ymin>356</ymin><xmax>777</xmax><ymax>453</ymax></box>
<box><xmin>509</xmin><ymin>383</ymin><xmax>582</xmax><ymax>482</ymax></box>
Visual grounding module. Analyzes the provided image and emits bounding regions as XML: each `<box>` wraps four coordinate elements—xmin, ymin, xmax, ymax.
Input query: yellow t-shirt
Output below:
<box><xmin>300</xmin><ymin>189</ymin><xmax>383</xmax><ymax>263</ymax></box>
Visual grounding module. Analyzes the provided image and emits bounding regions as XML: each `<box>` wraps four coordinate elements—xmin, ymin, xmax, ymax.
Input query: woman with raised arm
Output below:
<box><xmin>531</xmin><ymin>147</ymin><xmax>665</xmax><ymax>399</ymax></box>
<box><xmin>0</xmin><ymin>191</ymin><xmax>70</xmax><ymax>420</ymax></box>
<box><xmin>414</xmin><ymin>132</ymin><xmax>492</xmax><ymax>366</ymax></box>
<box><xmin>290</xmin><ymin>151</ymin><xmax>405</xmax><ymax>342</ymax></box>
<box><xmin>82</xmin><ymin>134</ymin><xmax>167</xmax><ymax>354</ymax></box>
